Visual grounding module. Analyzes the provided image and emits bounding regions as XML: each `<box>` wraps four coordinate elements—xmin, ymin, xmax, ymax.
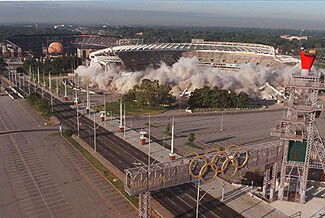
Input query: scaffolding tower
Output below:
<box><xmin>272</xmin><ymin>49</ymin><xmax>325</xmax><ymax>203</ymax></box>
<box><xmin>139</xmin><ymin>192</ymin><xmax>151</xmax><ymax>218</ymax></box>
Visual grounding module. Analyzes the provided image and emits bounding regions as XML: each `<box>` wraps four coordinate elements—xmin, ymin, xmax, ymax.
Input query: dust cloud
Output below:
<box><xmin>76</xmin><ymin>57</ymin><xmax>299</xmax><ymax>97</ymax></box>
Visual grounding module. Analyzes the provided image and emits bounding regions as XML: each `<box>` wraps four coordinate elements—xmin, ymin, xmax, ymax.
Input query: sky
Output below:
<box><xmin>0</xmin><ymin>0</ymin><xmax>324</xmax><ymax>30</ymax></box>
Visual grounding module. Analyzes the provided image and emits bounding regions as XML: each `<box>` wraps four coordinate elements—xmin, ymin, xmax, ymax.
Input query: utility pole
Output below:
<box><xmin>56</xmin><ymin>78</ymin><xmax>59</xmax><ymax>96</ymax></box>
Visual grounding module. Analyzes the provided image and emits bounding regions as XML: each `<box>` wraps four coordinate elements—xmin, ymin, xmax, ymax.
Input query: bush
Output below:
<box><xmin>26</xmin><ymin>93</ymin><xmax>52</xmax><ymax>118</ymax></box>
<box><xmin>164</xmin><ymin>123</ymin><xmax>171</xmax><ymax>136</ymax></box>
<box><xmin>188</xmin><ymin>86</ymin><xmax>250</xmax><ymax>109</ymax></box>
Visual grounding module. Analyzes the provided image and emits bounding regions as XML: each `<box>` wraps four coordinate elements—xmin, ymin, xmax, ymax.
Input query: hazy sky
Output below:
<box><xmin>0</xmin><ymin>1</ymin><xmax>324</xmax><ymax>29</ymax></box>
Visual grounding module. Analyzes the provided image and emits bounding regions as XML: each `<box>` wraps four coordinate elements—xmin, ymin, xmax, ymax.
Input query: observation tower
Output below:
<box><xmin>272</xmin><ymin>48</ymin><xmax>325</xmax><ymax>203</ymax></box>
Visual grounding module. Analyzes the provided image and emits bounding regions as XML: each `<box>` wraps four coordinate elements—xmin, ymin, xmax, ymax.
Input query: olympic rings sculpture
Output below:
<box><xmin>183</xmin><ymin>144</ymin><xmax>248</xmax><ymax>183</ymax></box>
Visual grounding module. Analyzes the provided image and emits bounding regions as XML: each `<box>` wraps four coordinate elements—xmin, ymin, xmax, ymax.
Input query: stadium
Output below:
<box><xmin>1</xmin><ymin>34</ymin><xmax>118</xmax><ymax>59</ymax></box>
<box><xmin>89</xmin><ymin>39</ymin><xmax>299</xmax><ymax>72</ymax></box>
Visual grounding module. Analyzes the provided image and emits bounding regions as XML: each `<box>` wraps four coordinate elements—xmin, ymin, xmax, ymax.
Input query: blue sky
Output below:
<box><xmin>0</xmin><ymin>1</ymin><xmax>324</xmax><ymax>29</ymax></box>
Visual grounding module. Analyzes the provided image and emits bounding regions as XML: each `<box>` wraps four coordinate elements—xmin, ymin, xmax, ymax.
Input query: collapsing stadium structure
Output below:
<box><xmin>89</xmin><ymin>39</ymin><xmax>299</xmax><ymax>72</ymax></box>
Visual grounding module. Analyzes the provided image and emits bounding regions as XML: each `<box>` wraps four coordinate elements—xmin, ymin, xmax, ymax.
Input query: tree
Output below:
<box><xmin>188</xmin><ymin>86</ymin><xmax>250</xmax><ymax>109</ymax></box>
<box><xmin>237</xmin><ymin>92</ymin><xmax>250</xmax><ymax>108</ymax></box>
<box><xmin>123</xmin><ymin>79</ymin><xmax>175</xmax><ymax>107</ymax></box>
<box><xmin>164</xmin><ymin>122</ymin><xmax>171</xmax><ymax>136</ymax></box>
<box><xmin>188</xmin><ymin>132</ymin><xmax>195</xmax><ymax>144</ymax></box>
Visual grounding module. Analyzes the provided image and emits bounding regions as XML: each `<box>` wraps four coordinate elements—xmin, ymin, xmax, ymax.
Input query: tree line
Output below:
<box><xmin>123</xmin><ymin>79</ymin><xmax>176</xmax><ymax>107</ymax></box>
<box><xmin>22</xmin><ymin>56</ymin><xmax>80</xmax><ymax>75</ymax></box>
<box><xmin>188</xmin><ymin>86</ymin><xmax>250</xmax><ymax>109</ymax></box>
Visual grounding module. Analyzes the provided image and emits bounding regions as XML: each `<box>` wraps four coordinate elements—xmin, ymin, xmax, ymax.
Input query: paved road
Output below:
<box><xmin>16</xmin><ymin>75</ymin><xmax>247</xmax><ymax>217</ymax></box>
<box><xmin>127</xmin><ymin>109</ymin><xmax>325</xmax><ymax>155</ymax></box>
<box><xmin>0</xmin><ymin>95</ymin><xmax>137</xmax><ymax>218</ymax></box>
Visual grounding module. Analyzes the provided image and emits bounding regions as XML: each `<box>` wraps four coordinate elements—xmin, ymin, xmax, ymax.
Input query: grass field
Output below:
<box><xmin>94</xmin><ymin>101</ymin><xmax>168</xmax><ymax>116</ymax></box>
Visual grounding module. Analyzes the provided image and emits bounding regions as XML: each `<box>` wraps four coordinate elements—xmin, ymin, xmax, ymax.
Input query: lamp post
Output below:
<box><xmin>49</xmin><ymin>72</ymin><xmax>53</xmax><ymax>112</ymax></box>
<box><xmin>220</xmin><ymin>112</ymin><xmax>224</xmax><ymax>131</ymax></box>
<box><xmin>93</xmin><ymin>109</ymin><xmax>100</xmax><ymax>153</ymax></box>
<box><xmin>169</xmin><ymin>116</ymin><xmax>176</xmax><ymax>160</ymax></box>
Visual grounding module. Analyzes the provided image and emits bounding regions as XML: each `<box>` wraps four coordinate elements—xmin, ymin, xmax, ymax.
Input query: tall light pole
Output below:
<box><xmin>196</xmin><ymin>180</ymin><xmax>200</xmax><ymax>218</ymax></box>
<box><xmin>75</xmin><ymin>89</ymin><xmax>83</xmax><ymax>138</ymax></box>
<box><xmin>86</xmin><ymin>84</ymin><xmax>90</xmax><ymax>114</ymax></box>
<box><xmin>119</xmin><ymin>99</ymin><xmax>124</xmax><ymax>132</ymax></box>
<box><xmin>43</xmin><ymin>70</ymin><xmax>45</xmax><ymax>87</ymax></box>
<box><xmin>37</xmin><ymin>67</ymin><xmax>40</xmax><ymax>85</ymax></box>
<box><xmin>28</xmin><ymin>66</ymin><xmax>31</xmax><ymax>95</ymax></box>
<box><xmin>49</xmin><ymin>72</ymin><xmax>53</xmax><ymax>112</ymax></box>
<box><xmin>56</xmin><ymin>78</ymin><xmax>59</xmax><ymax>96</ymax></box>
<box><xmin>169</xmin><ymin>116</ymin><xmax>176</xmax><ymax>160</ymax></box>
<box><xmin>220</xmin><ymin>112</ymin><xmax>224</xmax><ymax>131</ymax></box>
<box><xmin>41</xmin><ymin>70</ymin><xmax>44</xmax><ymax>97</ymax></box>
<box><xmin>18</xmin><ymin>73</ymin><xmax>21</xmax><ymax>89</ymax></box>
<box><xmin>93</xmin><ymin>109</ymin><xmax>100</xmax><ymax>153</ymax></box>
<box><xmin>14</xmin><ymin>71</ymin><xmax>17</xmax><ymax>86</ymax></box>
<box><xmin>64</xmin><ymin>79</ymin><xmax>68</xmax><ymax>101</ymax></box>
<box><xmin>123</xmin><ymin>105</ymin><xmax>126</xmax><ymax>139</ymax></box>
<box><xmin>104</xmin><ymin>91</ymin><xmax>107</xmax><ymax>127</ymax></box>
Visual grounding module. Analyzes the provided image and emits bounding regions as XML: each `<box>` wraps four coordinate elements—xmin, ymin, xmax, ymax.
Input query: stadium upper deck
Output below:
<box><xmin>89</xmin><ymin>41</ymin><xmax>297</xmax><ymax>71</ymax></box>
<box><xmin>90</xmin><ymin>41</ymin><xmax>276</xmax><ymax>59</ymax></box>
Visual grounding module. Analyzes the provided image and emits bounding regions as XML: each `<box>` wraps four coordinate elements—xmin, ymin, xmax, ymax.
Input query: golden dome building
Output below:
<box><xmin>48</xmin><ymin>42</ymin><xmax>63</xmax><ymax>55</ymax></box>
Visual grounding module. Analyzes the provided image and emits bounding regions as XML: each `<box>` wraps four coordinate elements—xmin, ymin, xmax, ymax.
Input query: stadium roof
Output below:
<box><xmin>90</xmin><ymin>42</ymin><xmax>275</xmax><ymax>61</ymax></box>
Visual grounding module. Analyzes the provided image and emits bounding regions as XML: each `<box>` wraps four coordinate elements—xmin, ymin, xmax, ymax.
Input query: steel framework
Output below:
<box><xmin>272</xmin><ymin>49</ymin><xmax>325</xmax><ymax>203</ymax></box>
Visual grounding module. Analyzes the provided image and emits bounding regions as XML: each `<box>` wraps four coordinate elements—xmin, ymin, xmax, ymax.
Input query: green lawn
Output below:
<box><xmin>94</xmin><ymin>101</ymin><xmax>168</xmax><ymax>116</ymax></box>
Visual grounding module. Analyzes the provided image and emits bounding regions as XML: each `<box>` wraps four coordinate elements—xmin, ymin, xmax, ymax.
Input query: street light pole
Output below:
<box><xmin>104</xmin><ymin>92</ymin><xmax>107</xmax><ymax>127</ymax></box>
<box><xmin>93</xmin><ymin>109</ymin><xmax>100</xmax><ymax>153</ymax></box>
<box><xmin>37</xmin><ymin>67</ymin><xmax>40</xmax><ymax>85</ymax></box>
<box><xmin>56</xmin><ymin>78</ymin><xmax>59</xmax><ymax>96</ymax></box>
<box><xmin>14</xmin><ymin>71</ymin><xmax>17</xmax><ymax>86</ymax></box>
<box><xmin>76</xmin><ymin>93</ymin><xmax>80</xmax><ymax>138</ymax></box>
<box><xmin>64</xmin><ymin>79</ymin><xmax>68</xmax><ymax>101</ymax></box>
<box><xmin>123</xmin><ymin>105</ymin><xmax>126</xmax><ymax>139</ymax></box>
<box><xmin>94</xmin><ymin>112</ymin><xmax>97</xmax><ymax>152</ymax></box>
<box><xmin>220</xmin><ymin>112</ymin><xmax>224</xmax><ymax>131</ymax></box>
<box><xmin>41</xmin><ymin>70</ymin><xmax>44</xmax><ymax>98</ymax></box>
<box><xmin>196</xmin><ymin>180</ymin><xmax>200</xmax><ymax>218</ymax></box>
<box><xmin>86</xmin><ymin>84</ymin><xmax>90</xmax><ymax>114</ymax></box>
<box><xmin>49</xmin><ymin>72</ymin><xmax>53</xmax><ymax>112</ymax></box>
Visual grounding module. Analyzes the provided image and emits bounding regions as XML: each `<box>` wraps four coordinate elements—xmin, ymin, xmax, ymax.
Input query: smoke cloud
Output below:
<box><xmin>76</xmin><ymin>57</ymin><xmax>300</xmax><ymax>97</ymax></box>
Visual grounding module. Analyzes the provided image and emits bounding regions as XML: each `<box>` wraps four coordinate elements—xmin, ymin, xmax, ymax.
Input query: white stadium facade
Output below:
<box><xmin>89</xmin><ymin>39</ymin><xmax>299</xmax><ymax>71</ymax></box>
